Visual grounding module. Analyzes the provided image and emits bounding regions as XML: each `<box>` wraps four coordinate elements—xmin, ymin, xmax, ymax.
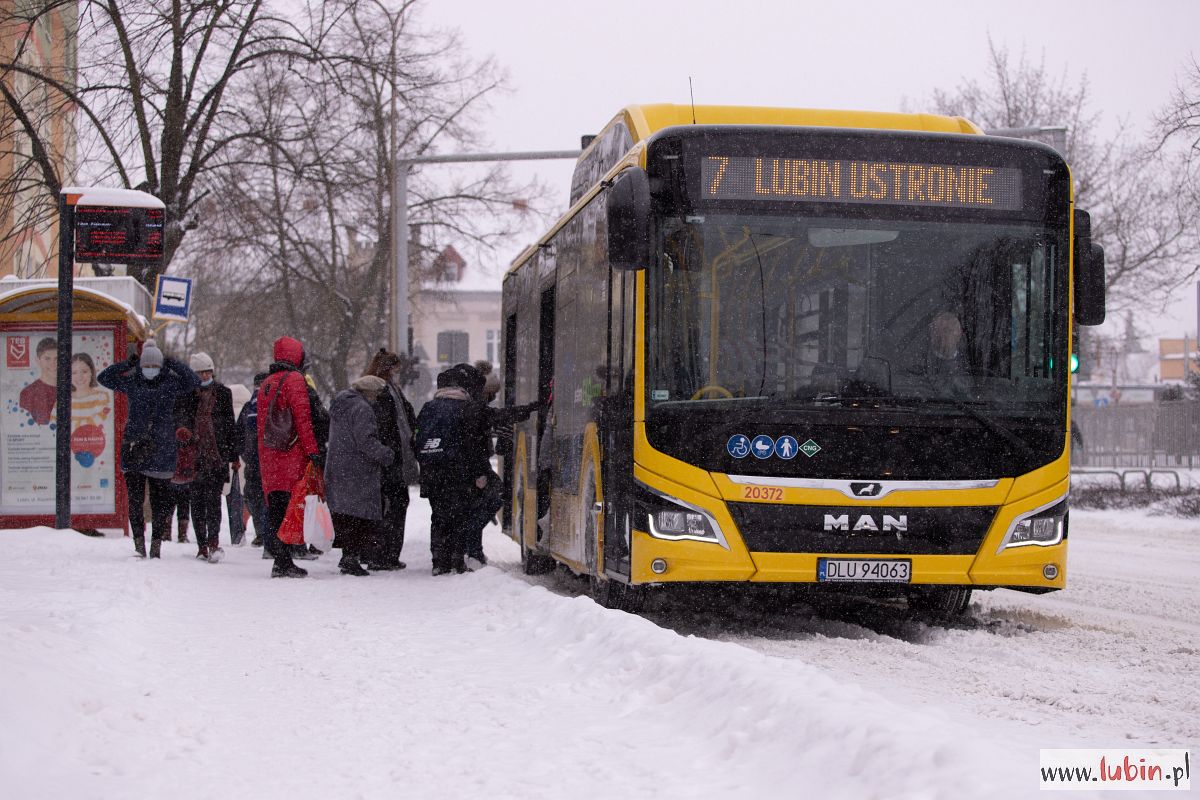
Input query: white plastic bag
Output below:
<box><xmin>303</xmin><ymin>494</ymin><xmax>334</xmax><ymax>548</ymax></box>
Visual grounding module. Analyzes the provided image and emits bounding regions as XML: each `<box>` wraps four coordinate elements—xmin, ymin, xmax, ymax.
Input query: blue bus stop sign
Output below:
<box><xmin>153</xmin><ymin>275</ymin><xmax>193</xmax><ymax>322</ymax></box>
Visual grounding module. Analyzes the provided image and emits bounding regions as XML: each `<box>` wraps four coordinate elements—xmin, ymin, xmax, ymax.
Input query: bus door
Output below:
<box><xmin>535</xmin><ymin>286</ymin><xmax>556</xmax><ymax>547</ymax></box>
<box><xmin>602</xmin><ymin>267</ymin><xmax>635</xmax><ymax>578</ymax></box>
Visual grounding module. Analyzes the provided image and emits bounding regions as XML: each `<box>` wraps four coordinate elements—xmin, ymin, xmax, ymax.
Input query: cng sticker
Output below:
<box><xmin>800</xmin><ymin>439</ymin><xmax>822</xmax><ymax>458</ymax></box>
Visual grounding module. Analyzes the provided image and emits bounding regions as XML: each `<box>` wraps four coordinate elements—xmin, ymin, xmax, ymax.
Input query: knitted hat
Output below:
<box><xmin>189</xmin><ymin>352</ymin><xmax>215</xmax><ymax>373</ymax></box>
<box><xmin>351</xmin><ymin>374</ymin><xmax>387</xmax><ymax>394</ymax></box>
<box><xmin>140</xmin><ymin>341</ymin><xmax>164</xmax><ymax>368</ymax></box>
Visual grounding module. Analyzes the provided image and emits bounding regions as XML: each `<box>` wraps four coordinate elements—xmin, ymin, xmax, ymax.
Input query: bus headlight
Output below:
<box><xmin>651</xmin><ymin>508</ymin><xmax>715</xmax><ymax>539</ymax></box>
<box><xmin>637</xmin><ymin>483</ymin><xmax>728</xmax><ymax>548</ymax></box>
<box><xmin>998</xmin><ymin>498</ymin><xmax>1068</xmax><ymax>551</ymax></box>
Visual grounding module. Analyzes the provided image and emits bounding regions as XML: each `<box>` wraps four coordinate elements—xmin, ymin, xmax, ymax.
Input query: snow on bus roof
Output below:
<box><xmin>60</xmin><ymin>186</ymin><xmax>165</xmax><ymax>209</ymax></box>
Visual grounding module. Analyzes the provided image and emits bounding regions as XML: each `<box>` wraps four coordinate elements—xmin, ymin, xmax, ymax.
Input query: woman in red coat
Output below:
<box><xmin>257</xmin><ymin>336</ymin><xmax>321</xmax><ymax>578</ymax></box>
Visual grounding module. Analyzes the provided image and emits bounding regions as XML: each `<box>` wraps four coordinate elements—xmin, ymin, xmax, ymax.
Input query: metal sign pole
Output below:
<box><xmin>54</xmin><ymin>193</ymin><xmax>75</xmax><ymax>529</ymax></box>
<box><xmin>391</xmin><ymin>149</ymin><xmax>582</xmax><ymax>356</ymax></box>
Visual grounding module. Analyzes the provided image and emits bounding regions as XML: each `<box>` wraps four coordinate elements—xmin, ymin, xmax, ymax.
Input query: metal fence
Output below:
<box><xmin>1073</xmin><ymin>400</ymin><xmax>1200</xmax><ymax>468</ymax></box>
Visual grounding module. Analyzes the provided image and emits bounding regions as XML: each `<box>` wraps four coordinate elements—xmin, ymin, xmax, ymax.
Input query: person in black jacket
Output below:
<box><xmin>175</xmin><ymin>352</ymin><xmax>239</xmax><ymax>562</ymax></box>
<box><xmin>363</xmin><ymin>349</ymin><xmax>420</xmax><ymax>570</ymax></box>
<box><xmin>237</xmin><ymin>372</ymin><xmax>270</xmax><ymax>548</ymax></box>
<box><xmin>414</xmin><ymin>363</ymin><xmax>492</xmax><ymax>575</ymax></box>
<box><xmin>464</xmin><ymin>362</ymin><xmax>538</xmax><ymax>566</ymax></box>
<box><xmin>97</xmin><ymin>341</ymin><xmax>200</xmax><ymax>558</ymax></box>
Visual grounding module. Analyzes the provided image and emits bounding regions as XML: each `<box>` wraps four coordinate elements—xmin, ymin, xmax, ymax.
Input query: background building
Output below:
<box><xmin>0</xmin><ymin>2</ymin><xmax>78</xmax><ymax>279</ymax></box>
<box><xmin>409</xmin><ymin>245</ymin><xmax>502</xmax><ymax>404</ymax></box>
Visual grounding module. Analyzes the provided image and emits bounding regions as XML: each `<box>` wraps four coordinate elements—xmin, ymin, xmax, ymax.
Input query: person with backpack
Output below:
<box><xmin>97</xmin><ymin>341</ymin><xmax>200</xmax><ymax>558</ymax></box>
<box><xmin>257</xmin><ymin>337</ymin><xmax>321</xmax><ymax>578</ymax></box>
<box><xmin>325</xmin><ymin>375</ymin><xmax>395</xmax><ymax>575</ymax></box>
<box><xmin>414</xmin><ymin>363</ymin><xmax>492</xmax><ymax>575</ymax></box>
<box><xmin>237</xmin><ymin>372</ymin><xmax>270</xmax><ymax>548</ymax></box>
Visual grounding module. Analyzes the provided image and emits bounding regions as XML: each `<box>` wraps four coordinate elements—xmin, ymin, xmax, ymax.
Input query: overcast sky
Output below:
<box><xmin>418</xmin><ymin>0</ymin><xmax>1200</xmax><ymax>337</ymax></box>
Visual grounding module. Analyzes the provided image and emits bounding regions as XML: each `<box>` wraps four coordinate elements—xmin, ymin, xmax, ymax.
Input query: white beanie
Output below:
<box><xmin>140</xmin><ymin>341</ymin><xmax>164</xmax><ymax>368</ymax></box>
<box><xmin>189</xmin><ymin>352</ymin><xmax>215</xmax><ymax>373</ymax></box>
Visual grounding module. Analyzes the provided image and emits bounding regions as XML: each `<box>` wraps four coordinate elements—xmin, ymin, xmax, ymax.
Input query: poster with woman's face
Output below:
<box><xmin>1</xmin><ymin>326</ymin><xmax>118</xmax><ymax>516</ymax></box>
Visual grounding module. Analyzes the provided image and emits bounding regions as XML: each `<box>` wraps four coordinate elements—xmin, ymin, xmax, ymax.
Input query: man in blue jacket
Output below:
<box><xmin>98</xmin><ymin>342</ymin><xmax>200</xmax><ymax>558</ymax></box>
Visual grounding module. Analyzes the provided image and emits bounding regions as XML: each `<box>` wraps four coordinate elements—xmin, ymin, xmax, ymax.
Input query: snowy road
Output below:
<box><xmin>1</xmin><ymin>502</ymin><xmax>1195</xmax><ymax>799</ymax></box>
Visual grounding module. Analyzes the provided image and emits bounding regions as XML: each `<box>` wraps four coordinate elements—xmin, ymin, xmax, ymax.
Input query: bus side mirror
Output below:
<box><xmin>1076</xmin><ymin>243</ymin><xmax>1106</xmax><ymax>326</ymax></box>
<box><xmin>607</xmin><ymin>167</ymin><xmax>651</xmax><ymax>270</ymax></box>
<box><xmin>1073</xmin><ymin>210</ymin><xmax>1105</xmax><ymax>326</ymax></box>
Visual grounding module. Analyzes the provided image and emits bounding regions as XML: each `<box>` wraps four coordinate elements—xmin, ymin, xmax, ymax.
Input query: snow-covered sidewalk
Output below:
<box><xmin>1</xmin><ymin>501</ymin><xmax>1193</xmax><ymax>798</ymax></box>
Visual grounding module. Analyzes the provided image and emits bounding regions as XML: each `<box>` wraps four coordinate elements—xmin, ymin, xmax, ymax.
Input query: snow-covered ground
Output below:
<box><xmin>1</xmin><ymin>502</ymin><xmax>1195</xmax><ymax>799</ymax></box>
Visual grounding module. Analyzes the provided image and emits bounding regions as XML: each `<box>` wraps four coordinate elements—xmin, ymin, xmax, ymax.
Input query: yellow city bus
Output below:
<box><xmin>500</xmin><ymin>104</ymin><xmax>1105</xmax><ymax>617</ymax></box>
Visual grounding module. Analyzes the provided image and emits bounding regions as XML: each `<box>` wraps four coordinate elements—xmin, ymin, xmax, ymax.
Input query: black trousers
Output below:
<box><xmin>243</xmin><ymin>470</ymin><xmax>269</xmax><ymax>542</ymax></box>
<box><xmin>266</xmin><ymin>490</ymin><xmax>296</xmax><ymax>569</ymax></box>
<box><xmin>427</xmin><ymin>485</ymin><xmax>472</xmax><ymax>570</ymax></box>
<box><xmin>376</xmin><ymin>483</ymin><xmax>409</xmax><ymax>564</ymax></box>
<box><xmin>190</xmin><ymin>473</ymin><xmax>224</xmax><ymax>551</ymax></box>
<box><xmin>125</xmin><ymin>472</ymin><xmax>173</xmax><ymax>543</ymax></box>
<box><xmin>331</xmin><ymin>511</ymin><xmax>377</xmax><ymax>561</ymax></box>
<box><xmin>171</xmin><ymin>483</ymin><xmax>190</xmax><ymax>530</ymax></box>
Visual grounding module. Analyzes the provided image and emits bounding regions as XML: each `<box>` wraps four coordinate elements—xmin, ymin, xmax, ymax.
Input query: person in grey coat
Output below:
<box><xmin>325</xmin><ymin>374</ymin><xmax>395</xmax><ymax>575</ymax></box>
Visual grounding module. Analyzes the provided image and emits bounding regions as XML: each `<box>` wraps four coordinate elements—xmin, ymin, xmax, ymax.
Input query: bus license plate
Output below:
<box><xmin>818</xmin><ymin>558</ymin><xmax>911</xmax><ymax>583</ymax></box>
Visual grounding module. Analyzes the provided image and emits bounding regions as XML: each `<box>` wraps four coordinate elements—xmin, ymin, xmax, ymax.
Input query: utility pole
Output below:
<box><xmin>391</xmin><ymin>148</ymin><xmax>581</xmax><ymax>355</ymax></box>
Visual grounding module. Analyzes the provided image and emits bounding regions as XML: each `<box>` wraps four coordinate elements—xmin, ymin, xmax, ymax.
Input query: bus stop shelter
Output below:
<box><xmin>0</xmin><ymin>276</ymin><xmax>151</xmax><ymax>531</ymax></box>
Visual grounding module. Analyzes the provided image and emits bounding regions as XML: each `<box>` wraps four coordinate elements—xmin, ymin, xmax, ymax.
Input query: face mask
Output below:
<box><xmin>142</xmin><ymin>367</ymin><xmax>161</xmax><ymax>380</ymax></box>
<box><xmin>201</xmin><ymin>378</ymin><xmax>213</xmax><ymax>387</ymax></box>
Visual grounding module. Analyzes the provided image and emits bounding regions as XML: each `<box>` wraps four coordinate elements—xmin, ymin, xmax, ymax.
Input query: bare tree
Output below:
<box><xmin>1158</xmin><ymin>56</ymin><xmax>1200</xmax><ymax>159</ymax></box>
<box><xmin>922</xmin><ymin>38</ymin><xmax>1200</xmax><ymax>312</ymax></box>
<box><xmin>180</xmin><ymin>0</ymin><xmax>542</xmax><ymax>393</ymax></box>
<box><xmin>0</xmin><ymin>0</ymin><xmax>351</xmax><ymax>287</ymax></box>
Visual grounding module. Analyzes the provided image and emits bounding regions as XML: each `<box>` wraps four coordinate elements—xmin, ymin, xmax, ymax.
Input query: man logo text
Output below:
<box><xmin>823</xmin><ymin>514</ymin><xmax>908</xmax><ymax>532</ymax></box>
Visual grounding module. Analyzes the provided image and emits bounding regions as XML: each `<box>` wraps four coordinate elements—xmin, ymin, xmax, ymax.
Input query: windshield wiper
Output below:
<box><xmin>927</xmin><ymin>396</ymin><xmax>1036</xmax><ymax>461</ymax></box>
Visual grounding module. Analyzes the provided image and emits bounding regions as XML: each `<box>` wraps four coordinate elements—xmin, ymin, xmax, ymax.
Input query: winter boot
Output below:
<box><xmin>294</xmin><ymin>544</ymin><xmax>318</xmax><ymax>561</ymax></box>
<box><xmin>251</xmin><ymin>535</ymin><xmax>263</xmax><ymax>547</ymax></box>
<box><xmin>271</xmin><ymin>562</ymin><xmax>308</xmax><ymax>578</ymax></box>
<box><xmin>339</xmin><ymin>554</ymin><xmax>369</xmax><ymax>576</ymax></box>
<box><xmin>196</xmin><ymin>544</ymin><xmax>210</xmax><ymax>560</ymax></box>
<box><xmin>177</xmin><ymin>519</ymin><xmax>190</xmax><ymax>544</ymax></box>
<box><xmin>148</xmin><ymin>539</ymin><xmax>162</xmax><ymax>559</ymax></box>
<box><xmin>133</xmin><ymin>536</ymin><xmax>147</xmax><ymax>558</ymax></box>
<box><xmin>207</xmin><ymin>545</ymin><xmax>224</xmax><ymax>563</ymax></box>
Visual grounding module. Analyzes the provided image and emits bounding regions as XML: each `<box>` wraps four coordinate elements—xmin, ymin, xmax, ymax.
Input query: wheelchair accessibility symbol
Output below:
<box><xmin>727</xmin><ymin>434</ymin><xmax>751</xmax><ymax>458</ymax></box>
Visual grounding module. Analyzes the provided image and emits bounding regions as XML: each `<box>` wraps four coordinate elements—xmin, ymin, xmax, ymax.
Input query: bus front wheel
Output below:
<box><xmin>907</xmin><ymin>586</ymin><xmax>972</xmax><ymax>622</ymax></box>
<box><xmin>589</xmin><ymin>576</ymin><xmax>646</xmax><ymax>613</ymax></box>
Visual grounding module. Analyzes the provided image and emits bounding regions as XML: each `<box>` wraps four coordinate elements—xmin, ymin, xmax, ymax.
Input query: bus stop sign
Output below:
<box><xmin>153</xmin><ymin>275</ymin><xmax>193</xmax><ymax>322</ymax></box>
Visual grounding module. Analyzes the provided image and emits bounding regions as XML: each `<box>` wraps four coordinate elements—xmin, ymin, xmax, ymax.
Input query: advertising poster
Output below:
<box><xmin>1</xmin><ymin>326</ymin><xmax>119</xmax><ymax>516</ymax></box>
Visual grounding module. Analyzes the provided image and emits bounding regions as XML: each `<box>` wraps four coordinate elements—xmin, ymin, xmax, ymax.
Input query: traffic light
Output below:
<box><xmin>1069</xmin><ymin>353</ymin><xmax>1080</xmax><ymax>374</ymax></box>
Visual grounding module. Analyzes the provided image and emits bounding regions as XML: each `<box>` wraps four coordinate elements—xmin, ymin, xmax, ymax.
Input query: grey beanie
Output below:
<box><xmin>352</xmin><ymin>374</ymin><xmax>386</xmax><ymax>394</ymax></box>
<box><xmin>140</xmin><ymin>341</ymin><xmax>164</xmax><ymax>368</ymax></box>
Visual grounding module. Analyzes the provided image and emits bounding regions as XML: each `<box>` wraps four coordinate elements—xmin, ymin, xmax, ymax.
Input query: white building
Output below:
<box><xmin>408</xmin><ymin>245</ymin><xmax>503</xmax><ymax>405</ymax></box>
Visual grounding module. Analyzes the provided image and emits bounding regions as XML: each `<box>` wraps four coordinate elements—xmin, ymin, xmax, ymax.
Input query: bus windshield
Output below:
<box><xmin>647</xmin><ymin>214</ymin><xmax>1067</xmax><ymax>417</ymax></box>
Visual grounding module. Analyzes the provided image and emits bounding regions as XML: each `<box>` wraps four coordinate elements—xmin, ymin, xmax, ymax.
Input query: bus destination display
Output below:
<box><xmin>702</xmin><ymin>156</ymin><xmax>1022</xmax><ymax>211</ymax></box>
<box><xmin>74</xmin><ymin>206</ymin><xmax>165</xmax><ymax>263</ymax></box>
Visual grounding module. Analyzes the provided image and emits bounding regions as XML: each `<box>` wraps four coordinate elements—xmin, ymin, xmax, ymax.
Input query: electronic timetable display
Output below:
<box><xmin>74</xmin><ymin>206</ymin><xmax>165</xmax><ymax>263</ymax></box>
<box><xmin>700</xmin><ymin>155</ymin><xmax>1023</xmax><ymax>211</ymax></box>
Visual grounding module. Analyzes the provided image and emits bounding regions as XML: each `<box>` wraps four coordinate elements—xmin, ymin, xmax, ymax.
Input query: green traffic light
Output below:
<box><xmin>1069</xmin><ymin>353</ymin><xmax>1080</xmax><ymax>373</ymax></box>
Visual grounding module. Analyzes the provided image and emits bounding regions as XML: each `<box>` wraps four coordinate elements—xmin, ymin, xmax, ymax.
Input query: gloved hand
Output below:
<box><xmin>175</xmin><ymin>427</ymin><xmax>192</xmax><ymax>442</ymax></box>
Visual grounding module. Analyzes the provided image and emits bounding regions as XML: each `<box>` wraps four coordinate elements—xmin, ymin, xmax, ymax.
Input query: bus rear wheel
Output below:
<box><xmin>907</xmin><ymin>586</ymin><xmax>972</xmax><ymax>622</ymax></box>
<box><xmin>520</xmin><ymin>537</ymin><xmax>555</xmax><ymax>575</ymax></box>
